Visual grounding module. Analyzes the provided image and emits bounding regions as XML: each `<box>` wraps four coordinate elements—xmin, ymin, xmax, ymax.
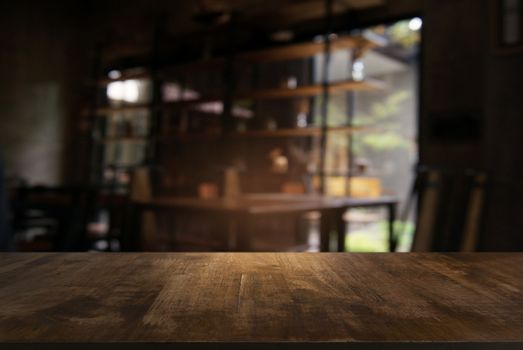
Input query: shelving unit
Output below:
<box><xmin>84</xmin><ymin>7</ymin><xmax>384</xmax><ymax>196</ymax></box>
<box><xmin>123</xmin><ymin>35</ymin><xmax>374</xmax><ymax>78</ymax></box>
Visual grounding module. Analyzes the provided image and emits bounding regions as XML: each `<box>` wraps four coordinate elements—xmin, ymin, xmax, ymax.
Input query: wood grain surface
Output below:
<box><xmin>1</xmin><ymin>253</ymin><xmax>522</xmax><ymax>348</ymax></box>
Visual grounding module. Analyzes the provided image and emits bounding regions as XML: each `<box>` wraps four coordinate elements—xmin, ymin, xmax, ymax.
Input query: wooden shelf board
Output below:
<box><xmin>167</xmin><ymin>133</ymin><xmax>222</xmax><ymax>142</ymax></box>
<box><xmin>100</xmin><ymin>162</ymin><xmax>146</xmax><ymax>168</ymax></box>
<box><xmin>236</xmin><ymin>79</ymin><xmax>384</xmax><ymax>100</ymax></box>
<box><xmin>159</xmin><ymin>36</ymin><xmax>377</xmax><ymax>75</ymax></box>
<box><xmin>92</xmin><ymin>35</ymin><xmax>380</xmax><ymax>84</ymax></box>
<box><xmin>156</xmin><ymin>79</ymin><xmax>385</xmax><ymax>111</ymax></box>
<box><xmin>86</xmin><ymin>78</ymin><xmax>384</xmax><ymax>115</ymax></box>
<box><xmin>232</xmin><ymin>125</ymin><xmax>364</xmax><ymax>138</ymax></box>
<box><xmin>166</xmin><ymin>126</ymin><xmax>365</xmax><ymax>142</ymax></box>
<box><xmin>97</xmin><ymin>137</ymin><xmax>149</xmax><ymax>144</ymax></box>
<box><xmin>161</xmin><ymin>97</ymin><xmax>223</xmax><ymax>112</ymax></box>
<box><xmin>237</xmin><ymin>36</ymin><xmax>375</xmax><ymax>63</ymax></box>
<box><xmin>83</xmin><ymin>104</ymin><xmax>152</xmax><ymax>117</ymax></box>
<box><xmin>307</xmin><ymin>171</ymin><xmax>351</xmax><ymax>177</ymax></box>
<box><xmin>331</xmin><ymin>78</ymin><xmax>386</xmax><ymax>92</ymax></box>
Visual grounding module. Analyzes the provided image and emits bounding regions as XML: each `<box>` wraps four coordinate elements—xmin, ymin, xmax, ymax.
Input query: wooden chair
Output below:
<box><xmin>408</xmin><ymin>166</ymin><xmax>488</xmax><ymax>252</ymax></box>
<box><xmin>410</xmin><ymin>169</ymin><xmax>441</xmax><ymax>251</ymax></box>
<box><xmin>461</xmin><ymin>173</ymin><xmax>488</xmax><ymax>251</ymax></box>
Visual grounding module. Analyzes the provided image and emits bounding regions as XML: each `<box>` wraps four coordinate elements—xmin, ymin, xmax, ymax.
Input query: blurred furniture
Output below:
<box><xmin>83</xmin><ymin>20</ymin><xmax>384</xmax><ymax>201</ymax></box>
<box><xmin>336</xmin><ymin>196</ymin><xmax>398</xmax><ymax>252</ymax></box>
<box><xmin>461</xmin><ymin>173</ymin><xmax>488</xmax><ymax>251</ymax></box>
<box><xmin>407</xmin><ymin>166</ymin><xmax>488</xmax><ymax>251</ymax></box>
<box><xmin>128</xmin><ymin>167</ymin><xmax>166</xmax><ymax>250</ymax></box>
<box><xmin>90</xmin><ymin>189</ymin><xmax>130</xmax><ymax>251</ymax></box>
<box><xmin>304</xmin><ymin>174</ymin><xmax>397</xmax><ymax>252</ymax></box>
<box><xmin>131</xmin><ymin>194</ymin><xmax>339</xmax><ymax>251</ymax></box>
<box><xmin>3</xmin><ymin>252</ymin><xmax>523</xmax><ymax>348</ymax></box>
<box><xmin>130</xmin><ymin>194</ymin><xmax>397</xmax><ymax>252</ymax></box>
<box><xmin>11</xmin><ymin>186</ymin><xmax>95</xmax><ymax>251</ymax></box>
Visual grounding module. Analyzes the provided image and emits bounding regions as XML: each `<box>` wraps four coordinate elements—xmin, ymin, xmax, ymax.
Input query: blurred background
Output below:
<box><xmin>0</xmin><ymin>0</ymin><xmax>522</xmax><ymax>252</ymax></box>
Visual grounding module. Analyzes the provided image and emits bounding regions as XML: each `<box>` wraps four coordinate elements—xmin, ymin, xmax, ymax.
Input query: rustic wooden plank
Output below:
<box><xmin>1</xmin><ymin>253</ymin><xmax>522</xmax><ymax>348</ymax></box>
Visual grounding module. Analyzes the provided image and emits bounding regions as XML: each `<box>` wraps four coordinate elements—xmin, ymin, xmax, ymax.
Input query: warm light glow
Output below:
<box><xmin>349</xmin><ymin>177</ymin><xmax>382</xmax><ymax>198</ymax></box>
<box><xmin>107</xmin><ymin>80</ymin><xmax>139</xmax><ymax>102</ymax></box>
<box><xmin>408</xmin><ymin>17</ymin><xmax>422</xmax><ymax>31</ymax></box>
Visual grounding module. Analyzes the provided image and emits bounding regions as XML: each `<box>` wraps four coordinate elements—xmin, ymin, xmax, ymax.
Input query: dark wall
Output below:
<box><xmin>0</xmin><ymin>1</ymin><xmax>92</xmax><ymax>185</ymax></box>
<box><xmin>422</xmin><ymin>0</ymin><xmax>523</xmax><ymax>250</ymax></box>
<box><xmin>482</xmin><ymin>39</ymin><xmax>523</xmax><ymax>250</ymax></box>
<box><xmin>361</xmin><ymin>0</ymin><xmax>523</xmax><ymax>250</ymax></box>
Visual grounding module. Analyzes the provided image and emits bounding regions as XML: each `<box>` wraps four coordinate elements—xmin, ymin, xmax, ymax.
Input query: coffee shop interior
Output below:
<box><xmin>1</xmin><ymin>0</ymin><xmax>522</xmax><ymax>254</ymax></box>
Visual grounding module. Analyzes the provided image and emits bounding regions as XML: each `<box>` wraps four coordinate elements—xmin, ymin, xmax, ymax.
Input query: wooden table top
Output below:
<box><xmin>132</xmin><ymin>193</ymin><xmax>398</xmax><ymax>214</ymax></box>
<box><xmin>1</xmin><ymin>253</ymin><xmax>522</xmax><ymax>349</ymax></box>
